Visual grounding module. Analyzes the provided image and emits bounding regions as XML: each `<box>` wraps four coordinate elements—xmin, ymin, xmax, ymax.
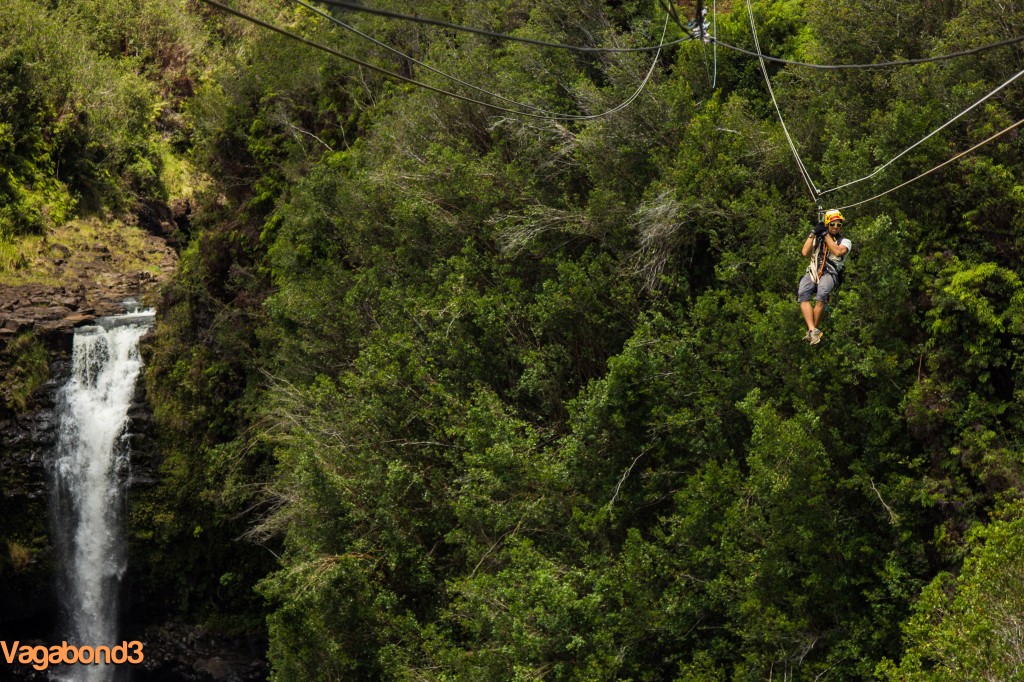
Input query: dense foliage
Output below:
<box><xmin>9</xmin><ymin>0</ymin><xmax>1024</xmax><ymax>678</ymax></box>
<box><xmin>0</xmin><ymin>0</ymin><xmax>179</xmax><ymax>236</ymax></box>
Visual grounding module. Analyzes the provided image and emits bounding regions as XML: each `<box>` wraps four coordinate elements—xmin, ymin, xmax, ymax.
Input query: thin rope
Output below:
<box><xmin>200</xmin><ymin>0</ymin><xmax>673</xmax><ymax>122</ymax></box>
<box><xmin>709</xmin><ymin>33</ymin><xmax>1024</xmax><ymax>70</ymax></box>
<box><xmin>834</xmin><ymin>117</ymin><xmax>1024</xmax><ymax>211</ymax></box>
<box><xmin>746</xmin><ymin>0</ymin><xmax>819</xmax><ymax>200</ymax></box>
<box><xmin>820</xmin><ymin>63</ymin><xmax>1024</xmax><ymax>196</ymax></box>
<box><xmin>316</xmin><ymin>0</ymin><xmax>691</xmax><ymax>53</ymax></box>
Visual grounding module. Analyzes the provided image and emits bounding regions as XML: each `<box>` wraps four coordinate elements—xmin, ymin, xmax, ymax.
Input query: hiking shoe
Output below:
<box><xmin>809</xmin><ymin>328</ymin><xmax>823</xmax><ymax>345</ymax></box>
<box><xmin>802</xmin><ymin>329</ymin><xmax>814</xmax><ymax>343</ymax></box>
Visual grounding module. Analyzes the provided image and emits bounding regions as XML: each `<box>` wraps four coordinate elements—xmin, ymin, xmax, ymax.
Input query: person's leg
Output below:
<box><xmin>801</xmin><ymin>301</ymin><xmax>817</xmax><ymax>330</ymax></box>
<box><xmin>812</xmin><ymin>299</ymin><xmax>827</xmax><ymax>328</ymax></box>
<box><xmin>813</xmin><ymin>274</ymin><xmax>837</xmax><ymax>328</ymax></box>
<box><xmin>797</xmin><ymin>274</ymin><xmax>817</xmax><ymax>332</ymax></box>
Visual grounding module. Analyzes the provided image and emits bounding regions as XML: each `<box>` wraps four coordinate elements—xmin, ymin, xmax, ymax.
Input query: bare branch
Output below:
<box><xmin>869</xmin><ymin>477</ymin><xmax>900</xmax><ymax>525</ymax></box>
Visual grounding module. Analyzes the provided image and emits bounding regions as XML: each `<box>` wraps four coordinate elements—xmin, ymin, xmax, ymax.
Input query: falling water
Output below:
<box><xmin>50</xmin><ymin>310</ymin><xmax>154</xmax><ymax>681</ymax></box>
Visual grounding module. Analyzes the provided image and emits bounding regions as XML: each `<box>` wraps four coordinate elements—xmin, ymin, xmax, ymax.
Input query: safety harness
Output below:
<box><xmin>807</xmin><ymin>233</ymin><xmax>848</xmax><ymax>285</ymax></box>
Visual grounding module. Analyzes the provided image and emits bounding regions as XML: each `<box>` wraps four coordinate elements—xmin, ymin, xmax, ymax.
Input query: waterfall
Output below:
<box><xmin>49</xmin><ymin>310</ymin><xmax>154</xmax><ymax>681</ymax></box>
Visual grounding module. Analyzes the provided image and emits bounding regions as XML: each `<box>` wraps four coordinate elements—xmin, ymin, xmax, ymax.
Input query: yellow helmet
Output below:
<box><xmin>823</xmin><ymin>209</ymin><xmax>845</xmax><ymax>225</ymax></box>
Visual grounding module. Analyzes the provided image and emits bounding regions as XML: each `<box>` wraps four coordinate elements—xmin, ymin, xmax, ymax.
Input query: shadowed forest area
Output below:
<box><xmin>3</xmin><ymin>0</ymin><xmax>1024</xmax><ymax>679</ymax></box>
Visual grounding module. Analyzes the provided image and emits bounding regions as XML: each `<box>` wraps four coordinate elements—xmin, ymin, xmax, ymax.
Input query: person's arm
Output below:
<box><xmin>802</xmin><ymin>222</ymin><xmax>825</xmax><ymax>257</ymax></box>
<box><xmin>801</xmin><ymin>232</ymin><xmax>817</xmax><ymax>257</ymax></box>
<box><xmin>823</xmin><ymin>234</ymin><xmax>849</xmax><ymax>257</ymax></box>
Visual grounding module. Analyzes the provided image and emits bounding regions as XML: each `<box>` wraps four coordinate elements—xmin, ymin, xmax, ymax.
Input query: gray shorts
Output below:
<box><xmin>797</xmin><ymin>272</ymin><xmax>838</xmax><ymax>302</ymax></box>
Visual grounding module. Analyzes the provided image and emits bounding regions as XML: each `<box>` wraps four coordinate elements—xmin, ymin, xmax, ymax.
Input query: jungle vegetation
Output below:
<box><xmin>4</xmin><ymin>0</ymin><xmax>1024</xmax><ymax>679</ymax></box>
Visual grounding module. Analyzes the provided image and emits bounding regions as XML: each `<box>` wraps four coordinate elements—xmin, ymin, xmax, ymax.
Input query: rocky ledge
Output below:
<box><xmin>0</xmin><ymin>219</ymin><xmax>177</xmax><ymax>343</ymax></box>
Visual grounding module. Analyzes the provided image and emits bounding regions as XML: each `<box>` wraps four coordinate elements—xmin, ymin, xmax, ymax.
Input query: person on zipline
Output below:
<box><xmin>798</xmin><ymin>209</ymin><xmax>851</xmax><ymax>345</ymax></box>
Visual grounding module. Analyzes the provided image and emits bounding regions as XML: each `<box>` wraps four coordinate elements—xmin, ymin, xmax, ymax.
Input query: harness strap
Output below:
<box><xmin>808</xmin><ymin>235</ymin><xmax>843</xmax><ymax>284</ymax></box>
<box><xmin>816</xmin><ymin>236</ymin><xmax>828</xmax><ymax>280</ymax></box>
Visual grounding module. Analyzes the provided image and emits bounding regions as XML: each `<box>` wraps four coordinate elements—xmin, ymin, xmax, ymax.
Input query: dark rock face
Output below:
<box><xmin>139</xmin><ymin>197</ymin><xmax>191</xmax><ymax>249</ymax></box>
<box><xmin>0</xmin><ymin>354</ymin><xmax>69</xmax><ymax>635</ymax></box>
<box><xmin>129</xmin><ymin>622</ymin><xmax>269</xmax><ymax>681</ymax></box>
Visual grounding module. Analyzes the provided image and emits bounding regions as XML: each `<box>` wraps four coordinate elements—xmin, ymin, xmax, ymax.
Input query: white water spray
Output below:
<box><xmin>50</xmin><ymin>310</ymin><xmax>154</xmax><ymax>681</ymax></box>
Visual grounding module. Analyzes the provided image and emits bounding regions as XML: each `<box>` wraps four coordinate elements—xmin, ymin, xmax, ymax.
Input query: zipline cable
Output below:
<box><xmin>711</xmin><ymin>0</ymin><xmax>718</xmax><ymax>89</ymax></box>
<box><xmin>819</xmin><ymin>63</ymin><xmax>1024</xmax><ymax>196</ymax></box>
<box><xmin>746</xmin><ymin>0</ymin><xmax>819</xmax><ymax>201</ymax></box>
<box><xmin>695</xmin><ymin>0</ymin><xmax>713</xmax><ymax>87</ymax></box>
<box><xmin>200</xmin><ymin>0</ymin><xmax>674</xmax><ymax>121</ymax></box>
<box><xmin>709</xmin><ymin>33</ymin><xmax>1024</xmax><ymax>70</ymax></box>
<box><xmin>834</xmin><ymin>117</ymin><xmax>1024</xmax><ymax>211</ymax></box>
<box><xmin>659</xmin><ymin>0</ymin><xmax>715</xmax><ymax>92</ymax></box>
<box><xmin>289</xmin><ymin>0</ymin><xmax>676</xmax><ymax>120</ymax></box>
<box><xmin>315</xmin><ymin>0</ymin><xmax>691</xmax><ymax>53</ymax></box>
<box><xmin>204</xmin><ymin>0</ymin><xmax>1024</xmax><ymax>215</ymax></box>
<box><xmin>308</xmin><ymin>0</ymin><xmax>1024</xmax><ymax>70</ymax></box>
<box><xmin>287</xmin><ymin>0</ymin><xmax>552</xmax><ymax>115</ymax></box>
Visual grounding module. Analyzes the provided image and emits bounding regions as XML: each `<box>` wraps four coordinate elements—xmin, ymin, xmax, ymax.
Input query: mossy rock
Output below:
<box><xmin>1</xmin><ymin>331</ymin><xmax>50</xmax><ymax>414</ymax></box>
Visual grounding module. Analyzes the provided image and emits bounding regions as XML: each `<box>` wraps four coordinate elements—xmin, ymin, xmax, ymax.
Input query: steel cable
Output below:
<box><xmin>746</xmin><ymin>0</ymin><xmax>820</xmax><ymax>200</ymax></box>
<box><xmin>315</xmin><ymin>0</ymin><xmax>691</xmax><ymax>53</ymax></box>
<box><xmin>819</xmin><ymin>63</ymin><xmax>1024</xmax><ymax>196</ymax></box>
<box><xmin>709</xmin><ymin>33</ymin><xmax>1024</xmax><ymax>70</ymax></box>
<box><xmin>834</xmin><ymin>117</ymin><xmax>1024</xmax><ymax>211</ymax></box>
<box><xmin>201</xmin><ymin>0</ymin><xmax>674</xmax><ymax>122</ymax></box>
